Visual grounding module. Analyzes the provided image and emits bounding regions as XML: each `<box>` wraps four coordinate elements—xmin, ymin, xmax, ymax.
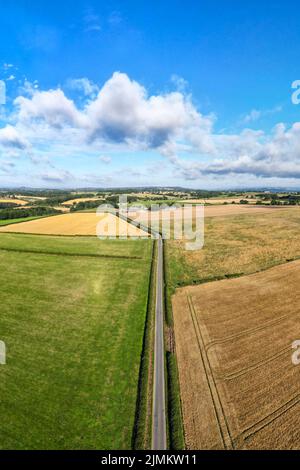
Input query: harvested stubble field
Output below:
<box><xmin>166</xmin><ymin>207</ymin><xmax>300</xmax><ymax>288</ymax></box>
<box><xmin>131</xmin><ymin>204</ymin><xmax>279</xmax><ymax>230</ymax></box>
<box><xmin>133</xmin><ymin>204</ymin><xmax>276</xmax><ymax>219</ymax></box>
<box><xmin>0</xmin><ymin>233</ymin><xmax>153</xmax><ymax>449</ymax></box>
<box><xmin>203</xmin><ymin>204</ymin><xmax>275</xmax><ymax>216</ymax></box>
<box><xmin>172</xmin><ymin>260</ymin><xmax>300</xmax><ymax>449</ymax></box>
<box><xmin>0</xmin><ymin>212</ymin><xmax>149</xmax><ymax>237</ymax></box>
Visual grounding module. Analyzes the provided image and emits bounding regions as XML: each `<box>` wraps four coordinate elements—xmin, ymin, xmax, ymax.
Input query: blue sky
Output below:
<box><xmin>0</xmin><ymin>0</ymin><xmax>300</xmax><ymax>188</ymax></box>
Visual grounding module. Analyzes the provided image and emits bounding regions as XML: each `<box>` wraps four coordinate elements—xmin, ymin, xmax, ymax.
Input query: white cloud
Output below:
<box><xmin>171</xmin><ymin>74</ymin><xmax>188</xmax><ymax>92</ymax></box>
<box><xmin>0</xmin><ymin>160</ymin><xmax>15</xmax><ymax>173</ymax></box>
<box><xmin>244</xmin><ymin>109</ymin><xmax>262</xmax><ymax>123</ymax></box>
<box><xmin>83</xmin><ymin>12</ymin><xmax>101</xmax><ymax>32</ymax></box>
<box><xmin>2</xmin><ymin>71</ymin><xmax>300</xmax><ymax>184</ymax></box>
<box><xmin>99</xmin><ymin>155</ymin><xmax>111</xmax><ymax>164</ymax></box>
<box><xmin>17</xmin><ymin>80</ymin><xmax>39</xmax><ymax>97</ymax></box>
<box><xmin>0</xmin><ymin>125</ymin><xmax>29</xmax><ymax>149</ymax></box>
<box><xmin>12</xmin><ymin>72</ymin><xmax>214</xmax><ymax>153</ymax></box>
<box><xmin>171</xmin><ymin>123</ymin><xmax>300</xmax><ymax>180</ymax></box>
<box><xmin>3</xmin><ymin>63</ymin><xmax>14</xmax><ymax>71</ymax></box>
<box><xmin>243</xmin><ymin>105</ymin><xmax>282</xmax><ymax>123</ymax></box>
<box><xmin>85</xmin><ymin>72</ymin><xmax>213</xmax><ymax>151</ymax></box>
<box><xmin>14</xmin><ymin>89</ymin><xmax>87</xmax><ymax>128</ymax></box>
<box><xmin>67</xmin><ymin>78</ymin><xmax>99</xmax><ymax>97</ymax></box>
<box><xmin>40</xmin><ymin>169</ymin><xmax>73</xmax><ymax>183</ymax></box>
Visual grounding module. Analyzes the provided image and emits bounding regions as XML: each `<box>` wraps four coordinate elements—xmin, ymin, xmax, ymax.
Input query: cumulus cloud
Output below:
<box><xmin>85</xmin><ymin>72</ymin><xmax>214</xmax><ymax>150</ymax></box>
<box><xmin>172</xmin><ymin>123</ymin><xmax>300</xmax><ymax>180</ymax></box>
<box><xmin>18</xmin><ymin>80</ymin><xmax>39</xmax><ymax>97</ymax></box>
<box><xmin>67</xmin><ymin>78</ymin><xmax>99</xmax><ymax>97</ymax></box>
<box><xmin>14</xmin><ymin>89</ymin><xmax>86</xmax><ymax>128</ymax></box>
<box><xmin>177</xmin><ymin>158</ymin><xmax>300</xmax><ymax>180</ymax></box>
<box><xmin>12</xmin><ymin>72</ymin><xmax>214</xmax><ymax>153</ymax></box>
<box><xmin>2</xmin><ymin>71</ymin><xmax>300</xmax><ymax>184</ymax></box>
<box><xmin>0</xmin><ymin>160</ymin><xmax>15</xmax><ymax>173</ymax></box>
<box><xmin>0</xmin><ymin>125</ymin><xmax>29</xmax><ymax>149</ymax></box>
<box><xmin>40</xmin><ymin>169</ymin><xmax>73</xmax><ymax>183</ymax></box>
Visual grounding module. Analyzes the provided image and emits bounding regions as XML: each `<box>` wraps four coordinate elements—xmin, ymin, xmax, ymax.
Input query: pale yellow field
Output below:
<box><xmin>0</xmin><ymin>198</ymin><xmax>28</xmax><ymax>206</ymax></box>
<box><xmin>17</xmin><ymin>196</ymin><xmax>46</xmax><ymax>201</ymax></box>
<box><xmin>53</xmin><ymin>206</ymin><xmax>70</xmax><ymax>213</ymax></box>
<box><xmin>0</xmin><ymin>213</ymin><xmax>149</xmax><ymax>237</ymax></box>
<box><xmin>204</xmin><ymin>204</ymin><xmax>276</xmax><ymax>217</ymax></box>
<box><xmin>125</xmin><ymin>192</ymin><xmax>156</xmax><ymax>197</ymax></box>
<box><xmin>62</xmin><ymin>197</ymin><xmax>102</xmax><ymax>206</ymax></box>
<box><xmin>129</xmin><ymin>204</ymin><xmax>281</xmax><ymax>224</ymax></box>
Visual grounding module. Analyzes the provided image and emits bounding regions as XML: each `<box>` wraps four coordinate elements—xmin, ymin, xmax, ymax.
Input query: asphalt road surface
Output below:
<box><xmin>152</xmin><ymin>237</ymin><xmax>167</xmax><ymax>450</ymax></box>
<box><xmin>116</xmin><ymin>211</ymin><xmax>167</xmax><ymax>449</ymax></box>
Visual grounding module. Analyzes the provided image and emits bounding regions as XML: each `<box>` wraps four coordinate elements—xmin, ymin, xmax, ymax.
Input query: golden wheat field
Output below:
<box><xmin>0</xmin><ymin>198</ymin><xmax>28</xmax><ymax>206</ymax></box>
<box><xmin>0</xmin><ymin>212</ymin><xmax>149</xmax><ymax>237</ymax></box>
<box><xmin>173</xmin><ymin>260</ymin><xmax>300</xmax><ymax>450</ymax></box>
<box><xmin>62</xmin><ymin>197</ymin><xmax>102</xmax><ymax>206</ymax></box>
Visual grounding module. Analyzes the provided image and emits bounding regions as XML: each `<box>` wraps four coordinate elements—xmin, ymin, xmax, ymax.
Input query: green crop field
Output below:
<box><xmin>0</xmin><ymin>233</ymin><xmax>153</xmax><ymax>450</ymax></box>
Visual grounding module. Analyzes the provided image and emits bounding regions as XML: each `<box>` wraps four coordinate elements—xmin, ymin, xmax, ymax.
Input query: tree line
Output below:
<box><xmin>0</xmin><ymin>206</ymin><xmax>61</xmax><ymax>221</ymax></box>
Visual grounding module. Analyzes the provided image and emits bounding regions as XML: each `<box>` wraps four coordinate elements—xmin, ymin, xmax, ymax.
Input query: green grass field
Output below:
<box><xmin>0</xmin><ymin>217</ymin><xmax>43</xmax><ymax>226</ymax></box>
<box><xmin>0</xmin><ymin>233</ymin><xmax>153</xmax><ymax>449</ymax></box>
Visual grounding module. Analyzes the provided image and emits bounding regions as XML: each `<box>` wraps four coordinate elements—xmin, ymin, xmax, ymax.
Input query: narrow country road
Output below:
<box><xmin>116</xmin><ymin>210</ymin><xmax>167</xmax><ymax>449</ymax></box>
<box><xmin>152</xmin><ymin>236</ymin><xmax>167</xmax><ymax>450</ymax></box>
